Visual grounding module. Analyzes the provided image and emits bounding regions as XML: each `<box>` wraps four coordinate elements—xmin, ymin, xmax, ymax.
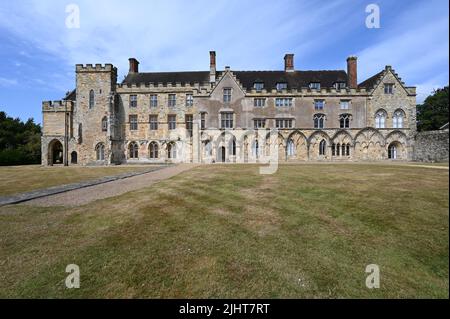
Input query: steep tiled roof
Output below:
<box><xmin>358</xmin><ymin>70</ymin><xmax>384</xmax><ymax>89</ymax></box>
<box><xmin>122</xmin><ymin>71</ymin><xmax>210</xmax><ymax>86</ymax></box>
<box><xmin>63</xmin><ymin>89</ymin><xmax>76</xmax><ymax>101</ymax></box>
<box><xmin>121</xmin><ymin>70</ymin><xmax>349</xmax><ymax>90</ymax></box>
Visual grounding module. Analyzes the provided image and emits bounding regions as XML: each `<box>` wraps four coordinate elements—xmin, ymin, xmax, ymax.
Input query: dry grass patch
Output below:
<box><xmin>0</xmin><ymin>164</ymin><xmax>448</xmax><ymax>298</ymax></box>
<box><xmin>0</xmin><ymin>165</ymin><xmax>153</xmax><ymax>196</ymax></box>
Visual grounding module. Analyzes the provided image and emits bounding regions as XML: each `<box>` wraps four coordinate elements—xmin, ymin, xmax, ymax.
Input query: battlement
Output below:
<box><xmin>76</xmin><ymin>64</ymin><xmax>117</xmax><ymax>73</ymax></box>
<box><xmin>42</xmin><ymin>100</ymin><xmax>74</xmax><ymax>112</ymax></box>
<box><xmin>246</xmin><ymin>87</ymin><xmax>368</xmax><ymax>95</ymax></box>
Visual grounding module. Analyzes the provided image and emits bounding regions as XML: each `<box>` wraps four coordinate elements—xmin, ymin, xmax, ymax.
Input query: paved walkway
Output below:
<box><xmin>25</xmin><ymin>164</ymin><xmax>198</xmax><ymax>207</ymax></box>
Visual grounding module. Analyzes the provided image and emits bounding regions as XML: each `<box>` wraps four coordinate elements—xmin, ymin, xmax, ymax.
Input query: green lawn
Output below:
<box><xmin>0</xmin><ymin>165</ymin><xmax>153</xmax><ymax>196</ymax></box>
<box><xmin>0</xmin><ymin>164</ymin><xmax>448</xmax><ymax>298</ymax></box>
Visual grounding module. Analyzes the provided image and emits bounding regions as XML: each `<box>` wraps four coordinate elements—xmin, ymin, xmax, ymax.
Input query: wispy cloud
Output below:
<box><xmin>0</xmin><ymin>77</ymin><xmax>18</xmax><ymax>87</ymax></box>
<box><xmin>0</xmin><ymin>0</ymin><xmax>448</xmax><ymax>121</ymax></box>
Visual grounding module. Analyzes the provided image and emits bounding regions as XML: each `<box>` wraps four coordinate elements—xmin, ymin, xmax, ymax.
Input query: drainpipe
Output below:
<box><xmin>64</xmin><ymin>100</ymin><xmax>69</xmax><ymax>166</ymax></box>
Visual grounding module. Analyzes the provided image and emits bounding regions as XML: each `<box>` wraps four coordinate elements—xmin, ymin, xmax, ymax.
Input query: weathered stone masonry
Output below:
<box><xmin>414</xmin><ymin>129</ymin><xmax>449</xmax><ymax>162</ymax></box>
<box><xmin>41</xmin><ymin>52</ymin><xmax>419</xmax><ymax>165</ymax></box>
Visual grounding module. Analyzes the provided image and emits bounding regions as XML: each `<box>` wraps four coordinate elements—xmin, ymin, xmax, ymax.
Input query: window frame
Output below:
<box><xmin>314</xmin><ymin>99</ymin><xmax>325</xmax><ymax>110</ymax></box>
<box><xmin>149</xmin><ymin>115</ymin><xmax>158</xmax><ymax>130</ymax></box>
<box><xmin>220</xmin><ymin>112</ymin><xmax>234</xmax><ymax>129</ymax></box>
<box><xmin>254</xmin><ymin>119</ymin><xmax>266</xmax><ymax>129</ymax></box>
<box><xmin>168</xmin><ymin>115</ymin><xmax>177</xmax><ymax>130</ymax></box>
<box><xmin>200</xmin><ymin>112</ymin><xmax>207</xmax><ymax>130</ymax></box>
<box><xmin>186</xmin><ymin>94</ymin><xmax>194</xmax><ymax>107</ymax></box>
<box><xmin>168</xmin><ymin>94</ymin><xmax>177</xmax><ymax>107</ymax></box>
<box><xmin>254</xmin><ymin>82</ymin><xmax>264</xmax><ymax>91</ymax></box>
<box><xmin>313</xmin><ymin>114</ymin><xmax>325</xmax><ymax>129</ymax></box>
<box><xmin>340</xmin><ymin>100</ymin><xmax>350</xmax><ymax>110</ymax></box>
<box><xmin>101</xmin><ymin>116</ymin><xmax>108</xmax><ymax>132</ymax></box>
<box><xmin>254</xmin><ymin>98</ymin><xmax>266</xmax><ymax>108</ymax></box>
<box><xmin>275</xmin><ymin>98</ymin><xmax>293</xmax><ymax>108</ymax></box>
<box><xmin>276</xmin><ymin>82</ymin><xmax>288</xmax><ymax>91</ymax></box>
<box><xmin>223</xmin><ymin>88</ymin><xmax>232</xmax><ymax>103</ymax></box>
<box><xmin>89</xmin><ymin>90</ymin><xmax>95</xmax><ymax>109</ymax></box>
<box><xmin>150</xmin><ymin>94</ymin><xmax>158</xmax><ymax>108</ymax></box>
<box><xmin>384</xmin><ymin>83</ymin><xmax>394</xmax><ymax>94</ymax></box>
<box><xmin>149</xmin><ymin>142</ymin><xmax>159</xmax><ymax>159</ymax></box>
<box><xmin>309</xmin><ymin>82</ymin><xmax>321</xmax><ymax>90</ymax></box>
<box><xmin>129</xmin><ymin>142</ymin><xmax>139</xmax><ymax>159</ymax></box>
<box><xmin>129</xmin><ymin>94</ymin><xmax>138</xmax><ymax>108</ymax></box>
<box><xmin>275</xmin><ymin>118</ymin><xmax>293</xmax><ymax>129</ymax></box>
<box><xmin>129</xmin><ymin>114</ymin><xmax>138</xmax><ymax>131</ymax></box>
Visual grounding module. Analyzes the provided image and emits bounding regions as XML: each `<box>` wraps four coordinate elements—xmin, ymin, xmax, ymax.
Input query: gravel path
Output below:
<box><xmin>25</xmin><ymin>164</ymin><xmax>198</xmax><ymax>207</ymax></box>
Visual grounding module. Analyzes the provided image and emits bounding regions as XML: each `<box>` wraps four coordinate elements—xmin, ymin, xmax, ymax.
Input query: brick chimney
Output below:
<box><xmin>347</xmin><ymin>56</ymin><xmax>357</xmax><ymax>89</ymax></box>
<box><xmin>209</xmin><ymin>51</ymin><xmax>216</xmax><ymax>83</ymax></box>
<box><xmin>129</xmin><ymin>58</ymin><xmax>139</xmax><ymax>74</ymax></box>
<box><xmin>284</xmin><ymin>54</ymin><xmax>294</xmax><ymax>72</ymax></box>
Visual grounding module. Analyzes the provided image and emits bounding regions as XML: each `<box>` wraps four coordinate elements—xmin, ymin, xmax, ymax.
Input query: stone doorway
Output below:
<box><xmin>48</xmin><ymin>140</ymin><xmax>63</xmax><ymax>165</ymax></box>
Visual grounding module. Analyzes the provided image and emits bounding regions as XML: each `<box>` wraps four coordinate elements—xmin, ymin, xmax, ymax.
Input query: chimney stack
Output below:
<box><xmin>347</xmin><ymin>56</ymin><xmax>357</xmax><ymax>89</ymax></box>
<box><xmin>209</xmin><ymin>51</ymin><xmax>216</xmax><ymax>83</ymax></box>
<box><xmin>129</xmin><ymin>58</ymin><xmax>139</xmax><ymax>74</ymax></box>
<box><xmin>284</xmin><ymin>54</ymin><xmax>294</xmax><ymax>72</ymax></box>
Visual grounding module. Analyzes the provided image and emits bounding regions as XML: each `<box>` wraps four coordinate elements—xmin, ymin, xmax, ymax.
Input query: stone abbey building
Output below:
<box><xmin>41</xmin><ymin>51</ymin><xmax>416</xmax><ymax>165</ymax></box>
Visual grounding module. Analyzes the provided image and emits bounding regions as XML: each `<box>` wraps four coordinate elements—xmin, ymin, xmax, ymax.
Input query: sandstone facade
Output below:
<box><xmin>41</xmin><ymin>52</ymin><xmax>417</xmax><ymax>165</ymax></box>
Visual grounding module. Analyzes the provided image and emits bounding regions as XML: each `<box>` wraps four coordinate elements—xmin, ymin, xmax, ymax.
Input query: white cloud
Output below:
<box><xmin>0</xmin><ymin>77</ymin><xmax>18</xmax><ymax>87</ymax></box>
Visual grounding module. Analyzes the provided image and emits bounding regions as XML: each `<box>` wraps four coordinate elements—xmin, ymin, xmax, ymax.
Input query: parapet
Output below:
<box><xmin>76</xmin><ymin>64</ymin><xmax>116</xmax><ymax>73</ymax></box>
<box><xmin>42</xmin><ymin>100</ymin><xmax>74</xmax><ymax>112</ymax></box>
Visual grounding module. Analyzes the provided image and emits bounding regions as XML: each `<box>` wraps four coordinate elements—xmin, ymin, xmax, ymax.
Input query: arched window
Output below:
<box><xmin>287</xmin><ymin>139</ymin><xmax>295</xmax><ymax>156</ymax></box>
<box><xmin>388</xmin><ymin>143</ymin><xmax>398</xmax><ymax>159</ymax></box>
<box><xmin>149</xmin><ymin>142</ymin><xmax>158</xmax><ymax>159</ymax></box>
<box><xmin>375</xmin><ymin>110</ymin><xmax>387</xmax><ymax>128</ymax></box>
<box><xmin>168</xmin><ymin>142</ymin><xmax>176</xmax><ymax>159</ymax></box>
<box><xmin>313</xmin><ymin>114</ymin><xmax>325</xmax><ymax>129</ymax></box>
<box><xmin>393</xmin><ymin>110</ymin><xmax>404</xmax><ymax>128</ymax></box>
<box><xmin>101</xmin><ymin>116</ymin><xmax>108</xmax><ymax>132</ymax></box>
<box><xmin>96</xmin><ymin>143</ymin><xmax>105</xmax><ymax>161</ymax></box>
<box><xmin>252</xmin><ymin>140</ymin><xmax>259</xmax><ymax>158</ymax></box>
<box><xmin>339</xmin><ymin>114</ymin><xmax>351</xmax><ymax>128</ymax></box>
<box><xmin>229</xmin><ymin>138</ymin><xmax>236</xmax><ymax>156</ymax></box>
<box><xmin>336</xmin><ymin>143</ymin><xmax>340</xmax><ymax>156</ymax></box>
<box><xmin>129</xmin><ymin>142</ymin><xmax>139</xmax><ymax>159</ymax></box>
<box><xmin>89</xmin><ymin>90</ymin><xmax>95</xmax><ymax>109</ymax></box>
<box><xmin>319</xmin><ymin>139</ymin><xmax>326</xmax><ymax>156</ymax></box>
<box><xmin>78</xmin><ymin>123</ymin><xmax>83</xmax><ymax>144</ymax></box>
<box><xmin>346</xmin><ymin>143</ymin><xmax>350</xmax><ymax>156</ymax></box>
<box><xmin>205</xmin><ymin>141</ymin><xmax>212</xmax><ymax>157</ymax></box>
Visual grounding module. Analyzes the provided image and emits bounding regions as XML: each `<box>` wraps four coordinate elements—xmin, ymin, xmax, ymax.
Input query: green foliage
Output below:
<box><xmin>417</xmin><ymin>86</ymin><xmax>449</xmax><ymax>131</ymax></box>
<box><xmin>0</xmin><ymin>111</ymin><xmax>41</xmax><ymax>166</ymax></box>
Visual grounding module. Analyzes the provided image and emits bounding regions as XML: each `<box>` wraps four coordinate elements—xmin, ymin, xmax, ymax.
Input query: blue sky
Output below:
<box><xmin>0</xmin><ymin>0</ymin><xmax>448</xmax><ymax>124</ymax></box>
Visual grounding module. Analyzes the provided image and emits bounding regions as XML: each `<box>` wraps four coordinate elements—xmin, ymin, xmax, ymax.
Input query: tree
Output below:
<box><xmin>0</xmin><ymin>111</ymin><xmax>42</xmax><ymax>165</ymax></box>
<box><xmin>417</xmin><ymin>86</ymin><xmax>449</xmax><ymax>131</ymax></box>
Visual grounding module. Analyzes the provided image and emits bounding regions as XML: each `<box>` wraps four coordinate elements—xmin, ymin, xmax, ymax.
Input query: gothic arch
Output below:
<box><xmin>354</xmin><ymin>128</ymin><xmax>386</xmax><ymax>160</ymax></box>
<box><xmin>286</xmin><ymin>130</ymin><xmax>308</xmax><ymax>161</ymax></box>
<box><xmin>48</xmin><ymin>139</ymin><xmax>64</xmax><ymax>165</ymax></box>
<box><xmin>308</xmin><ymin>131</ymin><xmax>331</xmax><ymax>160</ymax></box>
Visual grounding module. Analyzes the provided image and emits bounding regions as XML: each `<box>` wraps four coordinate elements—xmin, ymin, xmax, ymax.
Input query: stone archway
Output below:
<box><xmin>70</xmin><ymin>151</ymin><xmax>78</xmax><ymax>164</ymax></box>
<box><xmin>388</xmin><ymin>141</ymin><xmax>405</xmax><ymax>160</ymax></box>
<box><xmin>218</xmin><ymin>146</ymin><xmax>226</xmax><ymax>163</ymax></box>
<box><xmin>48</xmin><ymin>140</ymin><xmax>63</xmax><ymax>165</ymax></box>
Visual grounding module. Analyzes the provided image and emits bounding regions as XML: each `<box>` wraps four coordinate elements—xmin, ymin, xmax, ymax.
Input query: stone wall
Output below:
<box><xmin>414</xmin><ymin>129</ymin><xmax>449</xmax><ymax>162</ymax></box>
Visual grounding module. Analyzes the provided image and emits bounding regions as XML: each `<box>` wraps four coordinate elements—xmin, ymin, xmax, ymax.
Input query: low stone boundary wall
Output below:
<box><xmin>414</xmin><ymin>129</ymin><xmax>449</xmax><ymax>162</ymax></box>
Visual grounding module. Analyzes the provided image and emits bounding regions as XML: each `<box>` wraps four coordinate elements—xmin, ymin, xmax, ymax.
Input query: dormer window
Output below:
<box><xmin>309</xmin><ymin>82</ymin><xmax>321</xmax><ymax>90</ymax></box>
<box><xmin>334</xmin><ymin>82</ymin><xmax>346</xmax><ymax>90</ymax></box>
<box><xmin>254</xmin><ymin>82</ymin><xmax>264</xmax><ymax>91</ymax></box>
<box><xmin>276</xmin><ymin>82</ymin><xmax>288</xmax><ymax>91</ymax></box>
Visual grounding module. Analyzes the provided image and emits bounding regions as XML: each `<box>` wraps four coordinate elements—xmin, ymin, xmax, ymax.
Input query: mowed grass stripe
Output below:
<box><xmin>0</xmin><ymin>164</ymin><xmax>448</xmax><ymax>298</ymax></box>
